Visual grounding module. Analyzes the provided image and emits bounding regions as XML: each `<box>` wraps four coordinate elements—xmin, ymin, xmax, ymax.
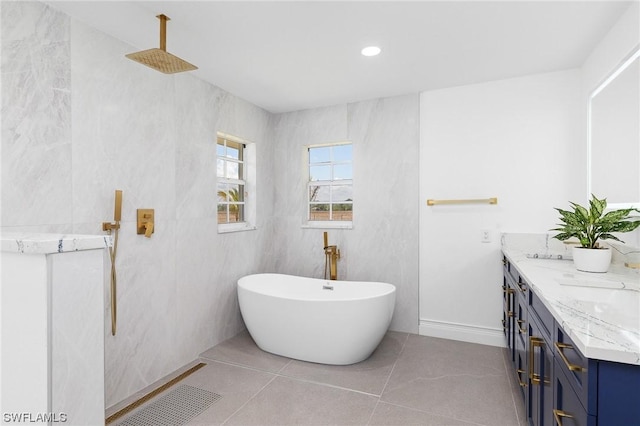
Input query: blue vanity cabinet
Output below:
<box><xmin>553</xmin><ymin>355</ymin><xmax>640</xmax><ymax>426</ymax></box>
<box><xmin>553</xmin><ymin>360</ymin><xmax>592</xmax><ymax>426</ymax></box>
<box><xmin>502</xmin><ymin>256</ymin><xmax>517</xmax><ymax>362</ymax></box>
<box><xmin>502</xmin><ymin>253</ymin><xmax>640</xmax><ymax>426</ymax></box>
<box><xmin>595</xmin><ymin>360</ymin><xmax>640</xmax><ymax>424</ymax></box>
<box><xmin>553</xmin><ymin>324</ymin><xmax>640</xmax><ymax>425</ymax></box>
<box><xmin>513</xmin><ymin>295</ymin><xmax>528</xmax><ymax>401</ymax></box>
<box><xmin>503</xmin><ymin>257</ymin><xmax>531</xmax><ymax>408</ymax></box>
<box><xmin>528</xmin><ymin>290</ymin><xmax>554</xmax><ymax>426</ymax></box>
<box><xmin>514</xmin><ymin>275</ymin><xmax>529</xmax><ymax>401</ymax></box>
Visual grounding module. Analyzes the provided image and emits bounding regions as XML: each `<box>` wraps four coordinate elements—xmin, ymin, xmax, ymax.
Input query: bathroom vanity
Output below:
<box><xmin>1</xmin><ymin>233</ymin><xmax>109</xmax><ymax>425</ymax></box>
<box><xmin>501</xmin><ymin>249</ymin><xmax>640</xmax><ymax>426</ymax></box>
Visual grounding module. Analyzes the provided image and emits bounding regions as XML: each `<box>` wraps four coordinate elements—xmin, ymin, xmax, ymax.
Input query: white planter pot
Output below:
<box><xmin>572</xmin><ymin>246</ymin><xmax>612</xmax><ymax>273</ymax></box>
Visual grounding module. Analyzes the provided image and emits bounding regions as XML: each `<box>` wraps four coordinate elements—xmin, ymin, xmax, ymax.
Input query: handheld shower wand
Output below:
<box><xmin>103</xmin><ymin>190</ymin><xmax>122</xmax><ymax>336</ymax></box>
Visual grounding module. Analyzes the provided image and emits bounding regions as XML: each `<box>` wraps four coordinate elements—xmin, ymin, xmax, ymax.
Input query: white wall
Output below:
<box><xmin>582</xmin><ymin>2</ymin><xmax>640</xmax><ymax>247</ymax></box>
<box><xmin>419</xmin><ymin>70</ymin><xmax>583</xmax><ymax>345</ymax></box>
<box><xmin>582</xmin><ymin>2</ymin><xmax>639</xmax><ymax>94</ymax></box>
<box><xmin>417</xmin><ymin>2</ymin><xmax>639</xmax><ymax>345</ymax></box>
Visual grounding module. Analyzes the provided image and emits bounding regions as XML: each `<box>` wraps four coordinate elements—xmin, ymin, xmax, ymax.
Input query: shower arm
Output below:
<box><xmin>158</xmin><ymin>14</ymin><xmax>168</xmax><ymax>51</ymax></box>
<box><xmin>103</xmin><ymin>190</ymin><xmax>122</xmax><ymax>336</ymax></box>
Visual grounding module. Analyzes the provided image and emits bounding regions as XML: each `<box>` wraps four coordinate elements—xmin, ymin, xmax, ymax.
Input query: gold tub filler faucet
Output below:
<box><xmin>323</xmin><ymin>231</ymin><xmax>340</xmax><ymax>280</ymax></box>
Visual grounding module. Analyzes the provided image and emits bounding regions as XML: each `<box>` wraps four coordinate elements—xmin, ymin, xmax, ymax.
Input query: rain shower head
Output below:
<box><xmin>126</xmin><ymin>14</ymin><xmax>197</xmax><ymax>74</ymax></box>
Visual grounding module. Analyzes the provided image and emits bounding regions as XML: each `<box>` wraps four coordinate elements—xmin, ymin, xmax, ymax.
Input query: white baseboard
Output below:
<box><xmin>419</xmin><ymin>319</ymin><xmax>506</xmax><ymax>347</ymax></box>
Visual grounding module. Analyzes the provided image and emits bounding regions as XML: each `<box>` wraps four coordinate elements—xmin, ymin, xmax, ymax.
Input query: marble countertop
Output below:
<box><xmin>503</xmin><ymin>248</ymin><xmax>640</xmax><ymax>365</ymax></box>
<box><xmin>1</xmin><ymin>232</ymin><xmax>111</xmax><ymax>254</ymax></box>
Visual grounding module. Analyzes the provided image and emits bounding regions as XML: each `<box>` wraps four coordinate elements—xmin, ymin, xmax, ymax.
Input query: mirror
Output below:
<box><xmin>588</xmin><ymin>47</ymin><xmax>640</xmax><ymax>210</ymax></box>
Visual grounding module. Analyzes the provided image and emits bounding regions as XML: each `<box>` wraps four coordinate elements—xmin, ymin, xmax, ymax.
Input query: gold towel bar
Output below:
<box><xmin>427</xmin><ymin>197</ymin><xmax>498</xmax><ymax>206</ymax></box>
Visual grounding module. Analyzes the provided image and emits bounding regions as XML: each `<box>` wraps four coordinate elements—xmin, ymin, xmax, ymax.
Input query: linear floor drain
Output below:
<box><xmin>117</xmin><ymin>384</ymin><xmax>221</xmax><ymax>426</ymax></box>
<box><xmin>107</xmin><ymin>363</ymin><xmax>207</xmax><ymax>424</ymax></box>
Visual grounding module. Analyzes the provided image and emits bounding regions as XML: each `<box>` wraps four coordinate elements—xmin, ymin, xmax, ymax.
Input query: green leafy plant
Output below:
<box><xmin>552</xmin><ymin>194</ymin><xmax>640</xmax><ymax>249</ymax></box>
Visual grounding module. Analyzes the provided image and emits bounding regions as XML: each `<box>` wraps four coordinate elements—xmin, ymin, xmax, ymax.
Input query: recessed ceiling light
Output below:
<box><xmin>361</xmin><ymin>46</ymin><xmax>381</xmax><ymax>57</ymax></box>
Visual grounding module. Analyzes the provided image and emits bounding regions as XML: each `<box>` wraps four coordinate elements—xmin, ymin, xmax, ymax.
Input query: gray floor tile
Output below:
<box><xmin>381</xmin><ymin>373</ymin><xmax>519</xmax><ymax>425</ymax></box>
<box><xmin>381</xmin><ymin>336</ymin><xmax>520</xmax><ymax>425</ymax></box>
<box><xmin>199</xmin><ymin>330</ymin><xmax>291</xmax><ymax>373</ymax></box>
<box><xmin>180</xmin><ymin>361</ymin><xmax>276</xmax><ymax>425</ymax></box>
<box><xmin>117</xmin><ymin>331</ymin><xmax>524</xmax><ymax>426</ymax></box>
<box><xmin>368</xmin><ymin>402</ymin><xmax>476</xmax><ymax>425</ymax></box>
<box><xmin>501</xmin><ymin>348</ymin><xmax>528</xmax><ymax>426</ymax></box>
<box><xmin>394</xmin><ymin>334</ymin><xmax>507</xmax><ymax>380</ymax></box>
<box><xmin>224</xmin><ymin>376</ymin><xmax>379</xmax><ymax>425</ymax></box>
<box><xmin>279</xmin><ymin>331</ymin><xmax>408</xmax><ymax>395</ymax></box>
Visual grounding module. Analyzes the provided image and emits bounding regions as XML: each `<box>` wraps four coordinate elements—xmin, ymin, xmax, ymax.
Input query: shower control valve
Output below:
<box><xmin>137</xmin><ymin>209</ymin><xmax>155</xmax><ymax>237</ymax></box>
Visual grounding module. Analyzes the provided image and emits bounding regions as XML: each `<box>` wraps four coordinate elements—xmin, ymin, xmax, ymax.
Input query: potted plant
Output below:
<box><xmin>552</xmin><ymin>194</ymin><xmax>640</xmax><ymax>272</ymax></box>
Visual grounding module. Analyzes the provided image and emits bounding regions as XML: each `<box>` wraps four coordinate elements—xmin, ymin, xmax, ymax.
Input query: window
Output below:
<box><xmin>307</xmin><ymin>142</ymin><xmax>353</xmax><ymax>225</ymax></box>
<box><xmin>217</xmin><ymin>133</ymin><xmax>255</xmax><ymax>232</ymax></box>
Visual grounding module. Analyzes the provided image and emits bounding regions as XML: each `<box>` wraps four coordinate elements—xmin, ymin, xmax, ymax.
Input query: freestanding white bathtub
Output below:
<box><xmin>237</xmin><ymin>273</ymin><xmax>396</xmax><ymax>365</ymax></box>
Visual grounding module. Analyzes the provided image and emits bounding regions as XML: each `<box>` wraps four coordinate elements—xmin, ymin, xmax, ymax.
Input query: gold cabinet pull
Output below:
<box><xmin>553</xmin><ymin>409</ymin><xmax>574</xmax><ymax>426</ymax></box>
<box><xmin>504</xmin><ymin>286</ymin><xmax>514</xmax><ymax>318</ymax></box>
<box><xmin>516</xmin><ymin>369</ymin><xmax>528</xmax><ymax>387</ymax></box>
<box><xmin>518</xmin><ymin>283</ymin><xmax>527</xmax><ymax>292</ymax></box>
<box><xmin>529</xmin><ymin>336</ymin><xmax>544</xmax><ymax>385</ymax></box>
<box><xmin>555</xmin><ymin>342</ymin><xmax>585</xmax><ymax>372</ymax></box>
<box><xmin>502</xmin><ymin>285</ymin><xmax>514</xmax><ymax>295</ymax></box>
<box><xmin>517</xmin><ymin>319</ymin><xmax>526</xmax><ymax>334</ymax></box>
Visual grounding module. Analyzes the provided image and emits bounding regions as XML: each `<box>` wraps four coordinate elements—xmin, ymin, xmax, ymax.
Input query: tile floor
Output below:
<box><xmin>111</xmin><ymin>331</ymin><xmax>527</xmax><ymax>425</ymax></box>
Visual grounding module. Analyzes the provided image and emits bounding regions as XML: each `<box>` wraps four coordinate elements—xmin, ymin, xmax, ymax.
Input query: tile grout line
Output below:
<box><xmin>378</xmin><ymin>332</ymin><xmax>410</xmax><ymax>396</ymax></box>
<box><xmin>373</xmin><ymin>400</ymin><xmax>487</xmax><ymax>426</ymax></box>
<box><xmin>367</xmin><ymin>334</ymin><xmax>507</xmax><ymax>426</ymax></box>
<box><xmin>200</xmin><ymin>357</ymin><xmax>384</xmax><ymax>398</ymax></box>
<box><xmin>277</xmin><ymin>358</ymin><xmax>294</xmax><ymax>373</ymax></box>
<box><xmin>220</xmin><ymin>373</ymin><xmax>280</xmax><ymax>426</ymax></box>
<box><xmin>500</xmin><ymin>347</ymin><xmax>525</xmax><ymax>425</ymax></box>
<box><xmin>365</xmin><ymin>332</ymin><xmax>411</xmax><ymax>425</ymax></box>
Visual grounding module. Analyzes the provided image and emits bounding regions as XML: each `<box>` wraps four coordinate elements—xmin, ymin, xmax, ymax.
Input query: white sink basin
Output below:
<box><xmin>556</xmin><ymin>273</ymin><xmax>638</xmax><ymax>291</ymax></box>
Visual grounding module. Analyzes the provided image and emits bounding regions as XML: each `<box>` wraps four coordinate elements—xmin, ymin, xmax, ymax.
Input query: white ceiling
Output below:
<box><xmin>46</xmin><ymin>1</ymin><xmax>634</xmax><ymax>113</ymax></box>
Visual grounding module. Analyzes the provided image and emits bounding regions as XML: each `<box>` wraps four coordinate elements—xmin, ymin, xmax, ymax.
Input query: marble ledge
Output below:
<box><xmin>502</xmin><ymin>247</ymin><xmax>640</xmax><ymax>366</ymax></box>
<box><xmin>1</xmin><ymin>232</ymin><xmax>112</xmax><ymax>254</ymax></box>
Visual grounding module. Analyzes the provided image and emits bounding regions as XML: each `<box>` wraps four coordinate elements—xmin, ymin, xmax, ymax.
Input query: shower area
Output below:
<box><xmin>0</xmin><ymin>0</ymin><xmax>419</xmax><ymax>416</ymax></box>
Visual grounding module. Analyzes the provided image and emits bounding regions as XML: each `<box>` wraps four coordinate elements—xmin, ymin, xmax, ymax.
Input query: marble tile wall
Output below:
<box><xmin>1</xmin><ymin>1</ymin><xmax>274</xmax><ymax>408</ymax></box>
<box><xmin>1</xmin><ymin>2</ymin><xmax>72</xmax><ymax>228</ymax></box>
<box><xmin>269</xmin><ymin>95</ymin><xmax>420</xmax><ymax>333</ymax></box>
<box><xmin>2</xmin><ymin>0</ymin><xmax>419</xmax><ymax>410</ymax></box>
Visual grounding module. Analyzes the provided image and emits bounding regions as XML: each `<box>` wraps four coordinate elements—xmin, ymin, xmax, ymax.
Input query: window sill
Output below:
<box><xmin>302</xmin><ymin>222</ymin><xmax>353</xmax><ymax>230</ymax></box>
<box><xmin>217</xmin><ymin>223</ymin><xmax>257</xmax><ymax>234</ymax></box>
